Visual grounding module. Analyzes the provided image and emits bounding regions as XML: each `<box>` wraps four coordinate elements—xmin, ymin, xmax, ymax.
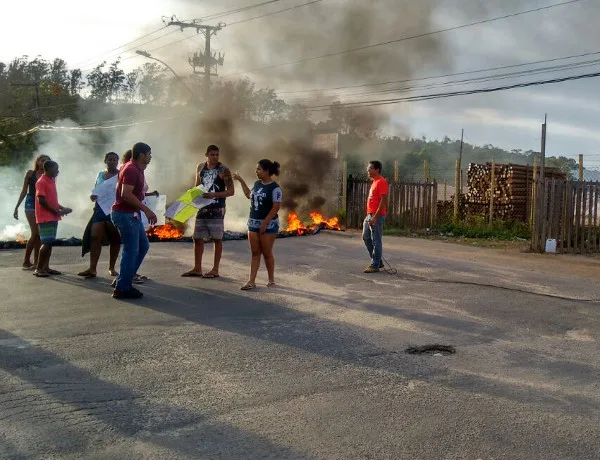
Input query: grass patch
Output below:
<box><xmin>437</xmin><ymin>217</ymin><xmax>530</xmax><ymax>240</ymax></box>
<box><xmin>382</xmin><ymin>217</ymin><xmax>531</xmax><ymax>250</ymax></box>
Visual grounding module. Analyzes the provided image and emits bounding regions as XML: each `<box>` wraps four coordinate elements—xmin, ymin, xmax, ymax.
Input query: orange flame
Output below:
<box><xmin>309</xmin><ymin>211</ymin><xmax>341</xmax><ymax>230</ymax></box>
<box><xmin>147</xmin><ymin>223</ymin><xmax>184</xmax><ymax>240</ymax></box>
<box><xmin>286</xmin><ymin>212</ymin><xmax>308</xmax><ymax>235</ymax></box>
<box><xmin>285</xmin><ymin>211</ymin><xmax>341</xmax><ymax>234</ymax></box>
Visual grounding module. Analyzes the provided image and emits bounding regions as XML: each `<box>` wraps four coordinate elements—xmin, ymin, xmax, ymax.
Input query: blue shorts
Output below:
<box><xmin>24</xmin><ymin>195</ymin><xmax>35</xmax><ymax>212</ymax></box>
<box><xmin>39</xmin><ymin>221</ymin><xmax>58</xmax><ymax>244</ymax></box>
<box><xmin>248</xmin><ymin>218</ymin><xmax>279</xmax><ymax>234</ymax></box>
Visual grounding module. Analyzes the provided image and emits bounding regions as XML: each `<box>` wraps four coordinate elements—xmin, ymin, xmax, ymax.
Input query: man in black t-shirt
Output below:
<box><xmin>182</xmin><ymin>145</ymin><xmax>235</xmax><ymax>278</ymax></box>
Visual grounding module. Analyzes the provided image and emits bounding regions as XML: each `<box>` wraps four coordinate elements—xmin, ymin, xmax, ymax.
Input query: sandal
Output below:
<box><xmin>202</xmin><ymin>272</ymin><xmax>220</xmax><ymax>279</ymax></box>
<box><xmin>77</xmin><ymin>270</ymin><xmax>96</xmax><ymax>279</ymax></box>
<box><xmin>47</xmin><ymin>269</ymin><xmax>62</xmax><ymax>275</ymax></box>
<box><xmin>267</xmin><ymin>281</ymin><xmax>276</xmax><ymax>287</ymax></box>
<box><xmin>108</xmin><ymin>269</ymin><xmax>119</xmax><ymax>276</ymax></box>
<box><xmin>181</xmin><ymin>271</ymin><xmax>203</xmax><ymax>277</ymax></box>
<box><xmin>33</xmin><ymin>271</ymin><xmax>49</xmax><ymax>278</ymax></box>
<box><xmin>241</xmin><ymin>282</ymin><xmax>256</xmax><ymax>291</ymax></box>
<box><xmin>22</xmin><ymin>264</ymin><xmax>35</xmax><ymax>271</ymax></box>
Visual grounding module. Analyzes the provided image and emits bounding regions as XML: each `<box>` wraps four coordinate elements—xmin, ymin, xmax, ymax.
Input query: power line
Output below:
<box><xmin>71</xmin><ymin>25</ymin><xmax>168</xmax><ymax>68</ymax></box>
<box><xmin>277</xmin><ymin>48</ymin><xmax>600</xmax><ymax>96</ymax></box>
<box><xmin>80</xmin><ymin>29</ymin><xmax>180</xmax><ymax>71</ymax></box>
<box><xmin>77</xmin><ymin>0</ymin><xmax>301</xmax><ymax>70</ymax></box>
<box><xmin>199</xmin><ymin>0</ymin><xmax>283</xmax><ymax>21</ymax></box>
<box><xmin>135</xmin><ymin>0</ymin><xmax>323</xmax><ymax>56</ymax></box>
<box><xmin>221</xmin><ymin>0</ymin><xmax>583</xmax><ymax>78</ymax></box>
<box><xmin>302</xmin><ymin>70</ymin><xmax>600</xmax><ymax>111</ymax></box>
<box><xmin>285</xmin><ymin>57</ymin><xmax>600</xmax><ymax>104</ymax></box>
<box><xmin>228</xmin><ymin>0</ymin><xmax>322</xmax><ymax>26</ymax></box>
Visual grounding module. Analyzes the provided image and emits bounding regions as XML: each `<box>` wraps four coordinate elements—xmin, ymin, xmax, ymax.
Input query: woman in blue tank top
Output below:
<box><xmin>234</xmin><ymin>159</ymin><xmax>283</xmax><ymax>290</ymax></box>
<box><xmin>13</xmin><ymin>153</ymin><xmax>51</xmax><ymax>270</ymax></box>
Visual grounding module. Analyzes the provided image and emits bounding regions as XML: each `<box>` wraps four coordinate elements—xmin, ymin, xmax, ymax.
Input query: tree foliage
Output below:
<box><xmin>0</xmin><ymin>53</ymin><xmax>585</xmax><ymax>177</ymax></box>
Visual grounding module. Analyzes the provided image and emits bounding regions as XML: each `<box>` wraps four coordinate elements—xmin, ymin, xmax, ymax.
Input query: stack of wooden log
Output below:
<box><xmin>466</xmin><ymin>163</ymin><xmax>567</xmax><ymax>220</ymax></box>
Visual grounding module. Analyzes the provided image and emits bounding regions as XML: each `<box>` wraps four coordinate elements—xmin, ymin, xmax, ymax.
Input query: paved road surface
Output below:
<box><xmin>1</xmin><ymin>233</ymin><xmax>600</xmax><ymax>459</ymax></box>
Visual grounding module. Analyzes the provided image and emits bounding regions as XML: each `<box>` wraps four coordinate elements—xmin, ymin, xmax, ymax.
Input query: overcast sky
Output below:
<box><xmin>1</xmin><ymin>0</ymin><xmax>599</xmax><ymax>164</ymax></box>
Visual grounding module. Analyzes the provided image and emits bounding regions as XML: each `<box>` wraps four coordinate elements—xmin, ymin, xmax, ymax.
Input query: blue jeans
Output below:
<box><xmin>363</xmin><ymin>214</ymin><xmax>385</xmax><ymax>268</ymax></box>
<box><xmin>111</xmin><ymin>211</ymin><xmax>149</xmax><ymax>291</ymax></box>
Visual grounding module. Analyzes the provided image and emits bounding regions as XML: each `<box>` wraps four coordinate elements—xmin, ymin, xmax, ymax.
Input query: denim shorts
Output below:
<box><xmin>24</xmin><ymin>195</ymin><xmax>35</xmax><ymax>212</ymax></box>
<box><xmin>248</xmin><ymin>218</ymin><xmax>280</xmax><ymax>234</ymax></box>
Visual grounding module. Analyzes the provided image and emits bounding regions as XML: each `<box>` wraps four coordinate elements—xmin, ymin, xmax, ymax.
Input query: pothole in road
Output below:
<box><xmin>405</xmin><ymin>344</ymin><xmax>456</xmax><ymax>356</ymax></box>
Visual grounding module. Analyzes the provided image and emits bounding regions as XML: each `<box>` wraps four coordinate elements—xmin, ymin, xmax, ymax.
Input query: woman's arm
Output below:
<box><xmin>259</xmin><ymin>202</ymin><xmax>281</xmax><ymax>234</ymax></box>
<box><xmin>14</xmin><ymin>171</ymin><xmax>33</xmax><ymax>219</ymax></box>
<box><xmin>233</xmin><ymin>173</ymin><xmax>251</xmax><ymax>199</ymax></box>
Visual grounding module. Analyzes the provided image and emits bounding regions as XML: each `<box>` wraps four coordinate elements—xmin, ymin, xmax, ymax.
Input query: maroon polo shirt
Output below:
<box><xmin>111</xmin><ymin>161</ymin><xmax>145</xmax><ymax>213</ymax></box>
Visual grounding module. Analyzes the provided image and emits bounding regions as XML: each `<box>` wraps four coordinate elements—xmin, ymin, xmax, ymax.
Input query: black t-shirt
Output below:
<box><xmin>249</xmin><ymin>181</ymin><xmax>282</xmax><ymax>220</ymax></box>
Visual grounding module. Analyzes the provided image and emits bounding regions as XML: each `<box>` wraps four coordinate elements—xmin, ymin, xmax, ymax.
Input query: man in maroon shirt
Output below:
<box><xmin>110</xmin><ymin>142</ymin><xmax>157</xmax><ymax>299</ymax></box>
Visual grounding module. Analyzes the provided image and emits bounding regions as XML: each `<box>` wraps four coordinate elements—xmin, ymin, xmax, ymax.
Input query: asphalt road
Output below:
<box><xmin>1</xmin><ymin>232</ymin><xmax>600</xmax><ymax>459</ymax></box>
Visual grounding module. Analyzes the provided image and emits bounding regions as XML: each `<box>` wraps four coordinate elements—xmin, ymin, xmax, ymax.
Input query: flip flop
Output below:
<box><xmin>241</xmin><ymin>282</ymin><xmax>256</xmax><ymax>290</ymax></box>
<box><xmin>267</xmin><ymin>281</ymin><xmax>276</xmax><ymax>287</ymax></box>
<box><xmin>47</xmin><ymin>269</ymin><xmax>62</xmax><ymax>275</ymax></box>
<box><xmin>181</xmin><ymin>271</ymin><xmax>203</xmax><ymax>277</ymax></box>
<box><xmin>77</xmin><ymin>271</ymin><xmax>96</xmax><ymax>279</ymax></box>
<box><xmin>202</xmin><ymin>273</ymin><xmax>220</xmax><ymax>279</ymax></box>
<box><xmin>33</xmin><ymin>271</ymin><xmax>49</xmax><ymax>278</ymax></box>
<box><xmin>22</xmin><ymin>265</ymin><xmax>35</xmax><ymax>271</ymax></box>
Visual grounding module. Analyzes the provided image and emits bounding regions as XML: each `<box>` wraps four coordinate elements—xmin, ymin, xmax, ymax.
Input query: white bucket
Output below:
<box><xmin>545</xmin><ymin>238</ymin><xmax>557</xmax><ymax>253</ymax></box>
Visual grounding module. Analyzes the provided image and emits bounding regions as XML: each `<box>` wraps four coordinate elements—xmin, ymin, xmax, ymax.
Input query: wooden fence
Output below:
<box><xmin>346</xmin><ymin>177</ymin><xmax>437</xmax><ymax>230</ymax></box>
<box><xmin>531</xmin><ymin>179</ymin><xmax>600</xmax><ymax>254</ymax></box>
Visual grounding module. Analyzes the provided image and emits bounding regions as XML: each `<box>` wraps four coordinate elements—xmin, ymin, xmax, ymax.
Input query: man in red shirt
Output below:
<box><xmin>110</xmin><ymin>142</ymin><xmax>157</xmax><ymax>299</ymax></box>
<box><xmin>34</xmin><ymin>161</ymin><xmax>72</xmax><ymax>277</ymax></box>
<box><xmin>363</xmin><ymin>160</ymin><xmax>388</xmax><ymax>273</ymax></box>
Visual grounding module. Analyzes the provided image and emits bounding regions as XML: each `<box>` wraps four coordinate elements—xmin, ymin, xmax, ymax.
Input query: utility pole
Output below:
<box><xmin>165</xmin><ymin>17</ymin><xmax>225</xmax><ymax>103</ymax></box>
<box><xmin>540</xmin><ymin>114</ymin><xmax>547</xmax><ymax>182</ymax></box>
<box><xmin>458</xmin><ymin>128</ymin><xmax>464</xmax><ymax>191</ymax></box>
<box><xmin>10</xmin><ymin>82</ymin><xmax>41</xmax><ymax>123</ymax></box>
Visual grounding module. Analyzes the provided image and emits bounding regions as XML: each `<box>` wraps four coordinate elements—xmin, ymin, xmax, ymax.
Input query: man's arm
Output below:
<box><xmin>369</xmin><ymin>181</ymin><xmax>388</xmax><ymax>225</ymax></box>
<box><xmin>194</xmin><ymin>164</ymin><xmax>201</xmax><ymax>187</ymax></box>
<box><xmin>121</xmin><ymin>184</ymin><xmax>149</xmax><ymax>212</ymax></box>
<box><xmin>372</xmin><ymin>194</ymin><xmax>387</xmax><ymax>219</ymax></box>
<box><xmin>205</xmin><ymin>165</ymin><xmax>235</xmax><ymax>198</ymax></box>
<box><xmin>38</xmin><ymin>195</ymin><xmax>61</xmax><ymax>216</ymax></box>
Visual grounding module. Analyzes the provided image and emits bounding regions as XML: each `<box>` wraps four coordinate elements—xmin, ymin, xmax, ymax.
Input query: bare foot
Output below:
<box><xmin>108</xmin><ymin>269</ymin><xmax>118</xmax><ymax>276</ymax></box>
<box><xmin>22</xmin><ymin>263</ymin><xmax>35</xmax><ymax>271</ymax></box>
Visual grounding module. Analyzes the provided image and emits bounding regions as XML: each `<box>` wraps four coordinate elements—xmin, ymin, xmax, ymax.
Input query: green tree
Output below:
<box><xmin>87</xmin><ymin>61</ymin><xmax>110</xmax><ymax>102</ymax></box>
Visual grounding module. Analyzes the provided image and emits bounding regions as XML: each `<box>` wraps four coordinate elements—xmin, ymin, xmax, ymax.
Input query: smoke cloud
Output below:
<box><xmin>1</xmin><ymin>0</ymin><xmax>454</xmax><ymax>240</ymax></box>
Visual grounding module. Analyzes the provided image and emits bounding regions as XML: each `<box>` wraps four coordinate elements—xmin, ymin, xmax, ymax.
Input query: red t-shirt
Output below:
<box><xmin>112</xmin><ymin>161</ymin><xmax>145</xmax><ymax>213</ymax></box>
<box><xmin>35</xmin><ymin>175</ymin><xmax>61</xmax><ymax>224</ymax></box>
<box><xmin>367</xmin><ymin>176</ymin><xmax>389</xmax><ymax>215</ymax></box>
